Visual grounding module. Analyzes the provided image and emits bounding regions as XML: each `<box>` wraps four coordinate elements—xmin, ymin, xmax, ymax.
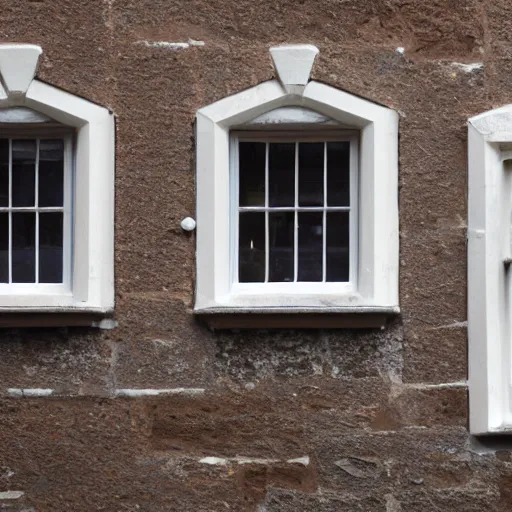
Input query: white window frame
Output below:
<box><xmin>0</xmin><ymin>45</ymin><xmax>114</xmax><ymax>313</ymax></box>
<box><xmin>0</xmin><ymin>132</ymin><xmax>73</xmax><ymax>295</ymax></box>
<box><xmin>195</xmin><ymin>79</ymin><xmax>399</xmax><ymax>313</ymax></box>
<box><xmin>468</xmin><ymin>104</ymin><xmax>512</xmax><ymax>434</ymax></box>
<box><xmin>231</xmin><ymin>131</ymin><xmax>359</xmax><ymax>295</ymax></box>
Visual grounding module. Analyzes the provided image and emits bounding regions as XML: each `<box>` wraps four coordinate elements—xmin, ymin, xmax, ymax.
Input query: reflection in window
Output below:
<box><xmin>238</xmin><ymin>139</ymin><xmax>352</xmax><ymax>283</ymax></box>
<box><xmin>0</xmin><ymin>138</ymin><xmax>65</xmax><ymax>284</ymax></box>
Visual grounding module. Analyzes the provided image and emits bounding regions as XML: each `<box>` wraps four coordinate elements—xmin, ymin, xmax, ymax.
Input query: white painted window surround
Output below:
<box><xmin>195</xmin><ymin>45</ymin><xmax>399</xmax><ymax>313</ymax></box>
<box><xmin>0</xmin><ymin>44</ymin><xmax>114</xmax><ymax>313</ymax></box>
<box><xmin>468</xmin><ymin>105</ymin><xmax>512</xmax><ymax>434</ymax></box>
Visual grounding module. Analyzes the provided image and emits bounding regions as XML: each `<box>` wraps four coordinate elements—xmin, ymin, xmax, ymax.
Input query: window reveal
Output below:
<box><xmin>0</xmin><ymin>138</ymin><xmax>68</xmax><ymax>285</ymax></box>
<box><xmin>238</xmin><ymin>139</ymin><xmax>352</xmax><ymax>284</ymax></box>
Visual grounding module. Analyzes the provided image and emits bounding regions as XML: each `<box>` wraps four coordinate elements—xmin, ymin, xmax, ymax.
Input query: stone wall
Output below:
<box><xmin>0</xmin><ymin>0</ymin><xmax>510</xmax><ymax>510</ymax></box>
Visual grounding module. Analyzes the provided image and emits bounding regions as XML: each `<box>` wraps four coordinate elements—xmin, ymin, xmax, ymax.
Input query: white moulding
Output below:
<box><xmin>0</xmin><ymin>44</ymin><xmax>115</xmax><ymax>313</ymax></box>
<box><xmin>468</xmin><ymin>104</ymin><xmax>512</xmax><ymax>434</ymax></box>
<box><xmin>195</xmin><ymin>77</ymin><xmax>399</xmax><ymax>312</ymax></box>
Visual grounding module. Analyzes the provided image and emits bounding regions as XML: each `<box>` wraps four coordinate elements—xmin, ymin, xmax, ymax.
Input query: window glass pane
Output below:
<box><xmin>0</xmin><ymin>139</ymin><xmax>8</xmax><ymax>207</ymax></box>
<box><xmin>299</xmin><ymin>142</ymin><xmax>324</xmax><ymax>206</ymax></box>
<box><xmin>12</xmin><ymin>139</ymin><xmax>36</xmax><ymax>207</ymax></box>
<box><xmin>326</xmin><ymin>212</ymin><xmax>349</xmax><ymax>282</ymax></box>
<box><xmin>0</xmin><ymin>213</ymin><xmax>7</xmax><ymax>282</ymax></box>
<box><xmin>298</xmin><ymin>212</ymin><xmax>323</xmax><ymax>282</ymax></box>
<box><xmin>239</xmin><ymin>142</ymin><xmax>265</xmax><ymax>207</ymax></box>
<box><xmin>269</xmin><ymin>212</ymin><xmax>294</xmax><ymax>282</ymax></box>
<box><xmin>12</xmin><ymin>212</ymin><xmax>35</xmax><ymax>283</ymax></box>
<box><xmin>239</xmin><ymin>212</ymin><xmax>265</xmax><ymax>283</ymax></box>
<box><xmin>39</xmin><ymin>212</ymin><xmax>63</xmax><ymax>283</ymax></box>
<box><xmin>269</xmin><ymin>143</ymin><xmax>295</xmax><ymax>207</ymax></box>
<box><xmin>327</xmin><ymin>141</ymin><xmax>350</xmax><ymax>206</ymax></box>
<box><xmin>39</xmin><ymin>139</ymin><xmax>64</xmax><ymax>207</ymax></box>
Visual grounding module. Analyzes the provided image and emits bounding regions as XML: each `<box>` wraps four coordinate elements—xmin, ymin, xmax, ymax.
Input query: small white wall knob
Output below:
<box><xmin>181</xmin><ymin>217</ymin><xmax>196</xmax><ymax>231</ymax></box>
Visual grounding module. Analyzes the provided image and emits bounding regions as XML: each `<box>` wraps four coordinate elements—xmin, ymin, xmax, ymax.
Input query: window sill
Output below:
<box><xmin>0</xmin><ymin>310</ymin><xmax>115</xmax><ymax>328</ymax></box>
<box><xmin>195</xmin><ymin>306</ymin><xmax>399</xmax><ymax>330</ymax></box>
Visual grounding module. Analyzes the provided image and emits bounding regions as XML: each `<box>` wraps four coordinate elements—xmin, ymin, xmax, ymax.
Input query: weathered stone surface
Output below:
<box><xmin>263</xmin><ymin>489</ymin><xmax>386</xmax><ymax>511</ymax></box>
<box><xmin>0</xmin><ymin>329</ymin><xmax>111</xmax><ymax>395</ymax></box>
<box><xmin>0</xmin><ymin>0</ymin><xmax>113</xmax><ymax>107</ymax></box>
<box><xmin>111</xmin><ymin>298</ymin><xmax>215</xmax><ymax>389</ymax></box>
<box><xmin>1</xmin><ymin>0</ymin><xmax>512</xmax><ymax>509</ymax></box>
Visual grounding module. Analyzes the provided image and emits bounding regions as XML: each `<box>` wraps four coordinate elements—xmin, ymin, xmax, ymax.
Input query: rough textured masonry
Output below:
<box><xmin>0</xmin><ymin>0</ymin><xmax>510</xmax><ymax>510</ymax></box>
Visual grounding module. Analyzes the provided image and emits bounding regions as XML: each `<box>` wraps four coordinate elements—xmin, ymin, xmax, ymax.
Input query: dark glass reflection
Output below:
<box><xmin>12</xmin><ymin>139</ymin><xmax>36</xmax><ymax>207</ymax></box>
<box><xmin>39</xmin><ymin>139</ymin><xmax>64</xmax><ymax>207</ymax></box>
<box><xmin>0</xmin><ymin>213</ymin><xmax>7</xmax><ymax>282</ymax></box>
<box><xmin>239</xmin><ymin>142</ymin><xmax>265</xmax><ymax>207</ymax></box>
<box><xmin>239</xmin><ymin>212</ymin><xmax>265</xmax><ymax>282</ymax></box>
<box><xmin>269</xmin><ymin>143</ymin><xmax>295</xmax><ymax>207</ymax></box>
<box><xmin>269</xmin><ymin>212</ymin><xmax>294</xmax><ymax>282</ymax></box>
<box><xmin>39</xmin><ymin>213</ymin><xmax>63</xmax><ymax>283</ymax></box>
<box><xmin>298</xmin><ymin>212</ymin><xmax>323</xmax><ymax>282</ymax></box>
<box><xmin>326</xmin><ymin>212</ymin><xmax>349</xmax><ymax>282</ymax></box>
<box><xmin>299</xmin><ymin>142</ymin><xmax>324</xmax><ymax>206</ymax></box>
<box><xmin>0</xmin><ymin>139</ymin><xmax>8</xmax><ymax>207</ymax></box>
<box><xmin>327</xmin><ymin>142</ymin><xmax>350</xmax><ymax>206</ymax></box>
<box><xmin>12</xmin><ymin>212</ymin><xmax>35</xmax><ymax>283</ymax></box>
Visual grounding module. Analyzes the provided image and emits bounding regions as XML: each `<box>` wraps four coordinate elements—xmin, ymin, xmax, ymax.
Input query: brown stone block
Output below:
<box><xmin>114</xmin><ymin>198</ymin><xmax>196</xmax><ymax>295</ymax></box>
<box><xmin>111</xmin><ymin>297</ymin><xmax>215</xmax><ymax>389</ymax></box>
<box><xmin>0</xmin><ymin>397</ymin><xmax>262</xmax><ymax>511</ymax></box>
<box><xmin>214</xmin><ymin>323</ymin><xmax>402</xmax><ymax>382</ymax></box>
<box><xmin>231</xmin><ymin>462</ymin><xmax>317</xmax><ymax>506</ymax></box>
<box><xmin>309</xmin><ymin>427</ymin><xmax>493</xmax><ymax>496</ymax></box>
<box><xmin>263</xmin><ymin>377</ymin><xmax>392</xmax><ymax>434</ymax></box>
<box><xmin>111</xmin><ymin>0</ymin><xmax>484</xmax><ymax>58</ymax></box>
<box><xmin>214</xmin><ymin>328</ymin><xmax>324</xmax><ymax>381</ymax></box>
<box><xmin>315</xmin><ymin>46</ymin><xmax>487</xmax><ymax>128</ymax></box>
<box><xmin>393</xmin><ymin>488</ymin><xmax>499</xmax><ymax>511</ymax></box>
<box><xmin>110</xmin><ymin>43</ymin><xmax>194</xmax><ymax>295</ymax></box>
<box><xmin>263</xmin><ymin>488</ymin><xmax>385</xmax><ymax>511</ymax></box>
<box><xmin>389</xmin><ymin>386</ymin><xmax>467</xmax><ymax>428</ymax></box>
<box><xmin>400</xmin><ymin>228</ymin><xmax>467</xmax><ymax>382</ymax></box>
<box><xmin>146</xmin><ymin>391</ymin><xmax>307</xmax><ymax>458</ymax></box>
<box><xmin>399</xmin><ymin>128</ymin><xmax>467</xmax><ymax>232</ymax></box>
<box><xmin>485</xmin><ymin>2</ymin><xmax>512</xmax><ymax>108</ymax></box>
<box><xmin>486</xmin><ymin>56</ymin><xmax>512</xmax><ymax>109</ymax></box>
<box><xmin>313</xmin><ymin>45</ymin><xmax>417</xmax><ymax>110</ymax></box>
<box><xmin>0</xmin><ymin>328</ymin><xmax>111</xmax><ymax>395</ymax></box>
<box><xmin>402</xmin><ymin>322</ymin><xmax>467</xmax><ymax>383</ymax></box>
<box><xmin>498</xmin><ymin>473</ymin><xmax>512</xmax><ymax>511</ymax></box>
<box><xmin>323</xmin><ymin>322</ymin><xmax>403</xmax><ymax>380</ymax></box>
<box><xmin>351</xmin><ymin>0</ymin><xmax>483</xmax><ymax>62</ymax></box>
<box><xmin>400</xmin><ymin>229</ymin><xmax>466</xmax><ymax>322</ymax></box>
<box><xmin>484</xmin><ymin>0</ymin><xmax>512</xmax><ymax>48</ymax></box>
<box><xmin>111</xmin><ymin>0</ymin><xmax>376</xmax><ymax>47</ymax></box>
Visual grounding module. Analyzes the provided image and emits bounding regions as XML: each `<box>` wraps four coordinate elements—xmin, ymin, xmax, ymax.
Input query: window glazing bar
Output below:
<box><xmin>35</xmin><ymin>138</ymin><xmax>39</xmax><ymax>284</ymax></box>
<box><xmin>239</xmin><ymin>206</ymin><xmax>350</xmax><ymax>212</ymax></box>
<box><xmin>322</xmin><ymin>142</ymin><xmax>327</xmax><ymax>283</ymax></box>
<box><xmin>264</xmin><ymin>142</ymin><xmax>269</xmax><ymax>283</ymax></box>
<box><xmin>0</xmin><ymin>207</ymin><xmax>65</xmax><ymax>212</ymax></box>
<box><xmin>8</xmin><ymin>138</ymin><xmax>11</xmax><ymax>284</ymax></box>
<box><xmin>294</xmin><ymin>142</ymin><xmax>298</xmax><ymax>283</ymax></box>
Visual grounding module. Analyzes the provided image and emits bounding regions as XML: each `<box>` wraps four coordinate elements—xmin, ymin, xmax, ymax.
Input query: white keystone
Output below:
<box><xmin>0</xmin><ymin>44</ymin><xmax>42</xmax><ymax>96</ymax></box>
<box><xmin>269</xmin><ymin>44</ymin><xmax>319</xmax><ymax>95</ymax></box>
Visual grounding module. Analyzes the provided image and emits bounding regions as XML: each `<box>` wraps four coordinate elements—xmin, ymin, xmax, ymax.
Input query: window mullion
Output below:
<box><xmin>322</xmin><ymin>142</ymin><xmax>327</xmax><ymax>283</ymax></box>
<box><xmin>294</xmin><ymin>142</ymin><xmax>299</xmax><ymax>283</ymax></box>
<box><xmin>264</xmin><ymin>142</ymin><xmax>269</xmax><ymax>283</ymax></box>
<box><xmin>35</xmin><ymin>138</ymin><xmax>39</xmax><ymax>284</ymax></box>
<box><xmin>8</xmin><ymin>138</ymin><xmax>11</xmax><ymax>284</ymax></box>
